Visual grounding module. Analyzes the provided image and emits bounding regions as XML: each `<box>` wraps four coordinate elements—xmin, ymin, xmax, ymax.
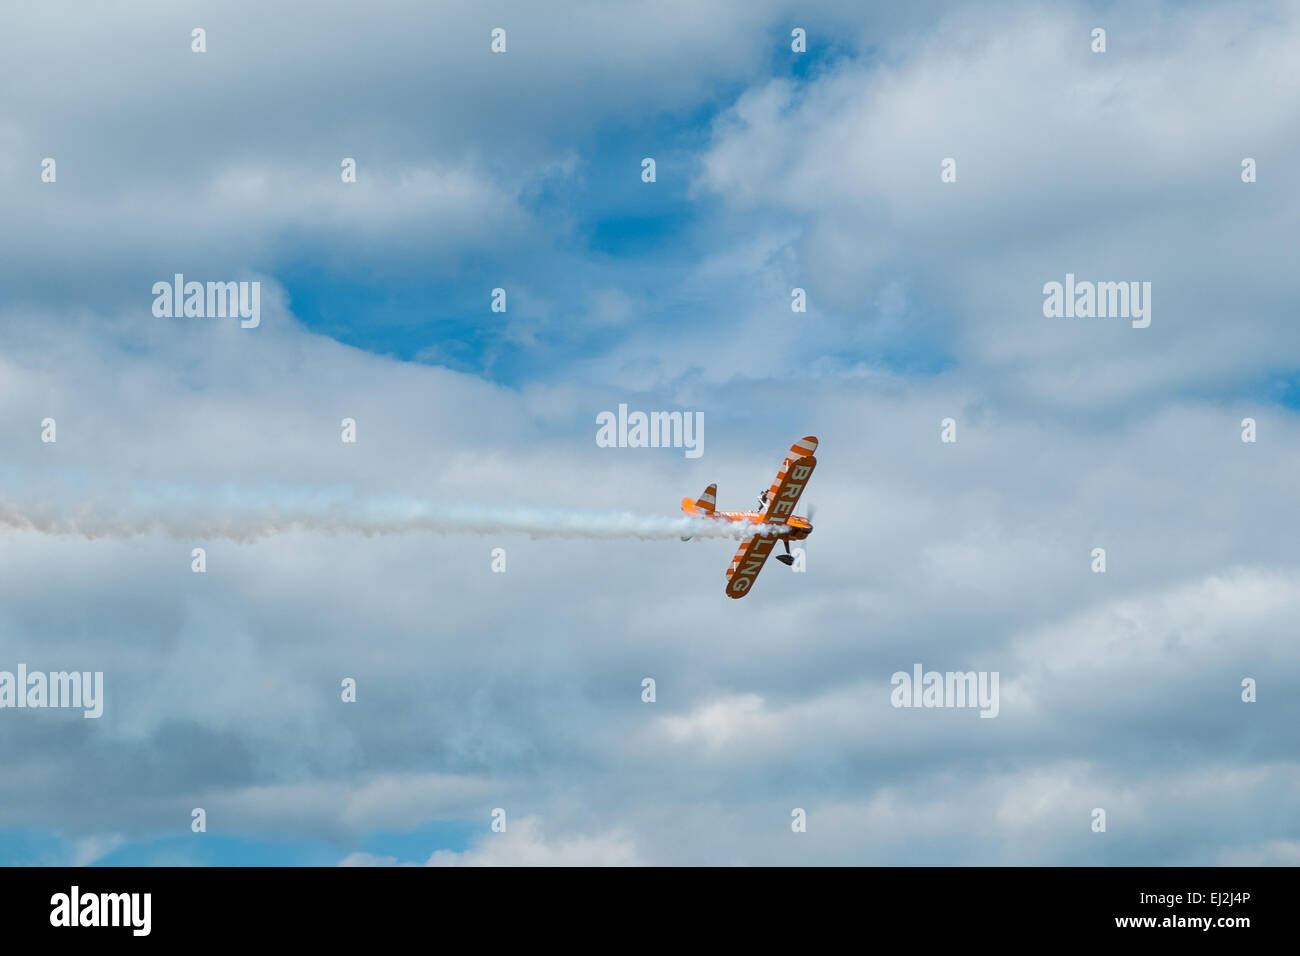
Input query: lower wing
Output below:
<box><xmin>724</xmin><ymin>533</ymin><xmax>779</xmax><ymax>598</ymax></box>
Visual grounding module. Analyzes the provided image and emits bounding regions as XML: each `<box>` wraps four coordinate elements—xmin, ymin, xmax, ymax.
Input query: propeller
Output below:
<box><xmin>806</xmin><ymin>502</ymin><xmax>817</xmax><ymax>524</ymax></box>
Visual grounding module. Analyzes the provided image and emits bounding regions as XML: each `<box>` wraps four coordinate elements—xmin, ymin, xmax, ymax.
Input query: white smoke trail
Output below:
<box><xmin>0</xmin><ymin>487</ymin><xmax>780</xmax><ymax>543</ymax></box>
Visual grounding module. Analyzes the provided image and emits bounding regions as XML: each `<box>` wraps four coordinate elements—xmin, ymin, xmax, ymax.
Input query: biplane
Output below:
<box><xmin>680</xmin><ymin>436</ymin><xmax>818</xmax><ymax>598</ymax></box>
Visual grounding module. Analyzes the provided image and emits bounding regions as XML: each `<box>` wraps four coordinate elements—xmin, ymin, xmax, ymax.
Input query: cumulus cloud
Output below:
<box><xmin>68</xmin><ymin>834</ymin><xmax>127</xmax><ymax>868</ymax></box>
<box><xmin>691</xmin><ymin>2</ymin><xmax>1300</xmax><ymax>408</ymax></box>
<box><xmin>425</xmin><ymin>816</ymin><xmax>641</xmax><ymax>867</ymax></box>
<box><xmin>336</xmin><ymin>816</ymin><xmax>640</xmax><ymax>867</ymax></box>
<box><xmin>1</xmin><ymin>296</ymin><xmax>1296</xmax><ymax>862</ymax></box>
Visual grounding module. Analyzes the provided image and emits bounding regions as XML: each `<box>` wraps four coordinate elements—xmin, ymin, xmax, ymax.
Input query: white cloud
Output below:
<box><xmin>1217</xmin><ymin>840</ymin><xmax>1300</xmax><ymax>866</ymax></box>
<box><xmin>338</xmin><ymin>817</ymin><xmax>643</xmax><ymax>867</ymax></box>
<box><xmin>69</xmin><ymin>834</ymin><xmax>126</xmax><ymax>867</ymax></box>
<box><xmin>692</xmin><ymin>2</ymin><xmax>1300</xmax><ymax>408</ymax></box>
<box><xmin>426</xmin><ymin>816</ymin><xmax>641</xmax><ymax>867</ymax></box>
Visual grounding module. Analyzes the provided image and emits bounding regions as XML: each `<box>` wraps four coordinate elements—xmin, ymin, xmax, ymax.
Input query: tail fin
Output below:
<box><xmin>693</xmin><ymin>483</ymin><xmax>717</xmax><ymax>515</ymax></box>
<box><xmin>681</xmin><ymin>483</ymin><xmax>718</xmax><ymax>515</ymax></box>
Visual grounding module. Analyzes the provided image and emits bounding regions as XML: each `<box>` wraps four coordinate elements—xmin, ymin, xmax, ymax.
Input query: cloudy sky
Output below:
<box><xmin>1</xmin><ymin>0</ymin><xmax>1298</xmax><ymax>865</ymax></box>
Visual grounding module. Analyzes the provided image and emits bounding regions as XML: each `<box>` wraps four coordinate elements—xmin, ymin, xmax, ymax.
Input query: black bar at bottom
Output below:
<box><xmin>0</xmin><ymin>865</ymin><xmax>1279</xmax><ymax>942</ymax></box>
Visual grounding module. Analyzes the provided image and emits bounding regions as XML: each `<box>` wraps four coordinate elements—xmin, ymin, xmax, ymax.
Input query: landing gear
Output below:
<box><xmin>775</xmin><ymin>538</ymin><xmax>794</xmax><ymax>566</ymax></box>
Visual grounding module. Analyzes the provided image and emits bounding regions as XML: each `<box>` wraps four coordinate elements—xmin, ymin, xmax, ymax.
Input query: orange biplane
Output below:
<box><xmin>680</xmin><ymin>436</ymin><xmax>818</xmax><ymax>598</ymax></box>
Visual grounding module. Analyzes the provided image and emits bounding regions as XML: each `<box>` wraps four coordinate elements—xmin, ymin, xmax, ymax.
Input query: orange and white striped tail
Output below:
<box><xmin>681</xmin><ymin>483</ymin><xmax>717</xmax><ymax>515</ymax></box>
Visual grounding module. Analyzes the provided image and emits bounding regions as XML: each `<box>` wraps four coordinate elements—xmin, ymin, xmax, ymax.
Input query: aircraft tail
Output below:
<box><xmin>691</xmin><ymin>483</ymin><xmax>717</xmax><ymax>515</ymax></box>
<box><xmin>680</xmin><ymin>483</ymin><xmax>717</xmax><ymax>540</ymax></box>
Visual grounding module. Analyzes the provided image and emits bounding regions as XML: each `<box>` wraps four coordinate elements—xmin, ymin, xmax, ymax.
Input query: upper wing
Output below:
<box><xmin>724</xmin><ymin>533</ymin><xmax>779</xmax><ymax>598</ymax></box>
<box><xmin>761</xmin><ymin>437</ymin><xmax>817</xmax><ymax>510</ymax></box>
<box><xmin>763</xmin><ymin>454</ymin><xmax>816</xmax><ymax>521</ymax></box>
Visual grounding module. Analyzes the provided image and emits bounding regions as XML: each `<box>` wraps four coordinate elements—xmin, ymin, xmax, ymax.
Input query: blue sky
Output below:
<box><xmin>271</xmin><ymin>39</ymin><xmax>876</xmax><ymax>383</ymax></box>
<box><xmin>1</xmin><ymin>0</ymin><xmax>1299</xmax><ymax>866</ymax></box>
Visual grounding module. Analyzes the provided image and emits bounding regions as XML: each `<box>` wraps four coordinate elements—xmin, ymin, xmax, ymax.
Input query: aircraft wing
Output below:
<box><xmin>724</xmin><ymin>533</ymin><xmax>779</xmax><ymax>598</ymax></box>
<box><xmin>763</xmin><ymin>454</ymin><xmax>816</xmax><ymax>521</ymax></box>
<box><xmin>761</xmin><ymin>437</ymin><xmax>817</xmax><ymax>513</ymax></box>
<box><xmin>724</xmin><ymin>436</ymin><xmax>819</xmax><ymax>599</ymax></box>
